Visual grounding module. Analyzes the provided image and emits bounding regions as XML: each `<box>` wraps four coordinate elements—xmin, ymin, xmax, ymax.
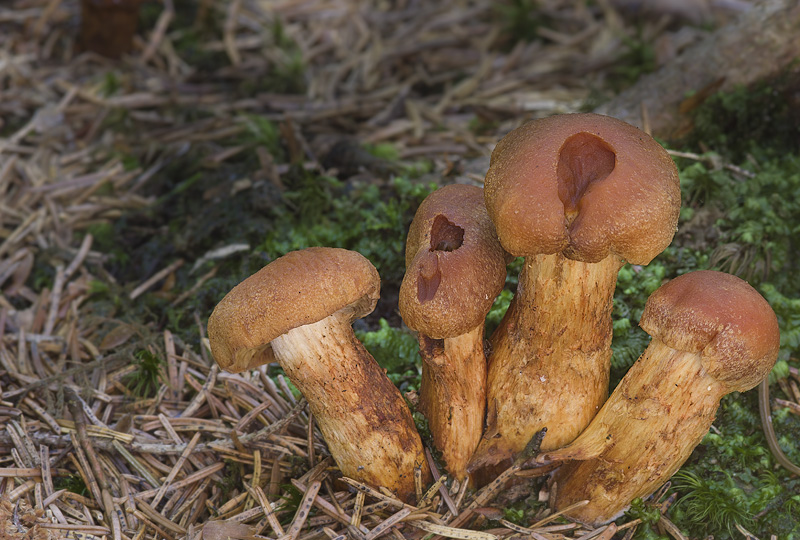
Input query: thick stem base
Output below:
<box><xmin>543</xmin><ymin>340</ymin><xmax>725</xmax><ymax>525</ymax></box>
<box><xmin>272</xmin><ymin>310</ymin><xmax>429</xmax><ymax>502</ymax></box>
<box><xmin>469</xmin><ymin>253</ymin><xmax>622</xmax><ymax>472</ymax></box>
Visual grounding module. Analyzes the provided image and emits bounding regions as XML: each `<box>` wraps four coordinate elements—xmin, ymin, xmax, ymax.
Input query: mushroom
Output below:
<box><xmin>399</xmin><ymin>184</ymin><xmax>509</xmax><ymax>482</ymax></box>
<box><xmin>469</xmin><ymin>113</ymin><xmax>681</xmax><ymax>472</ymax></box>
<box><xmin>537</xmin><ymin>270</ymin><xmax>780</xmax><ymax>526</ymax></box>
<box><xmin>207</xmin><ymin>247</ymin><xmax>430</xmax><ymax>502</ymax></box>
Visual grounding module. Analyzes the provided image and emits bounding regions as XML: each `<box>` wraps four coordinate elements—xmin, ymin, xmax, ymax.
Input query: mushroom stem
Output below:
<box><xmin>540</xmin><ymin>338</ymin><xmax>724</xmax><ymax>525</ymax></box>
<box><xmin>272</xmin><ymin>307</ymin><xmax>429</xmax><ymax>502</ymax></box>
<box><xmin>469</xmin><ymin>252</ymin><xmax>623</xmax><ymax>470</ymax></box>
<box><xmin>417</xmin><ymin>324</ymin><xmax>487</xmax><ymax>481</ymax></box>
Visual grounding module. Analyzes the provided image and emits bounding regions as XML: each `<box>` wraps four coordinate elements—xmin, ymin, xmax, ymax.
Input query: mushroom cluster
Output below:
<box><xmin>206</xmin><ymin>112</ymin><xmax>780</xmax><ymax>526</ymax></box>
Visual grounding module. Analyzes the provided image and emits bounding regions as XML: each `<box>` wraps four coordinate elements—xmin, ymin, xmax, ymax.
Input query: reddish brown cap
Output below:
<box><xmin>208</xmin><ymin>247</ymin><xmax>380</xmax><ymax>373</ymax></box>
<box><xmin>640</xmin><ymin>270</ymin><xmax>780</xmax><ymax>392</ymax></box>
<box><xmin>400</xmin><ymin>184</ymin><xmax>508</xmax><ymax>339</ymax></box>
<box><xmin>483</xmin><ymin>113</ymin><xmax>680</xmax><ymax>264</ymax></box>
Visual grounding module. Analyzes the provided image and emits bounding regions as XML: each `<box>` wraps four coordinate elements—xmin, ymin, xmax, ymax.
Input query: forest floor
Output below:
<box><xmin>1</xmin><ymin>1</ymin><xmax>799</xmax><ymax>539</ymax></box>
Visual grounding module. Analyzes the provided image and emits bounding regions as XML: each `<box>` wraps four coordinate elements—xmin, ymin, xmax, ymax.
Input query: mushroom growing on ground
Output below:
<box><xmin>537</xmin><ymin>270</ymin><xmax>780</xmax><ymax>526</ymax></box>
<box><xmin>399</xmin><ymin>184</ymin><xmax>509</xmax><ymax>482</ymax></box>
<box><xmin>469</xmin><ymin>113</ymin><xmax>681</xmax><ymax>472</ymax></box>
<box><xmin>207</xmin><ymin>247</ymin><xmax>430</xmax><ymax>502</ymax></box>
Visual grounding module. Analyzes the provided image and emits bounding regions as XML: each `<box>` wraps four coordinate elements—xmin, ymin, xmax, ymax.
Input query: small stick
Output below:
<box><xmin>129</xmin><ymin>508</ymin><xmax>176</xmax><ymax>540</ymax></box>
<box><xmin>251</xmin><ymin>449</ymin><xmax>262</xmax><ymax>500</ymax></box>
<box><xmin>418</xmin><ymin>475</ymin><xmax>446</xmax><ymax>509</ymax></box>
<box><xmin>282</xmin><ymin>480</ymin><xmax>322</xmax><ymax>540</ymax></box>
<box><xmin>269</xmin><ymin>456</ymin><xmax>284</xmax><ymax>498</ymax></box>
<box><xmin>351</xmin><ymin>491</ymin><xmax>367</xmax><ymax>528</ymax></box>
<box><xmin>364</xmin><ymin>507</ymin><xmax>412</xmax><ymax>540</ymax></box>
<box><xmin>181</xmin><ymin>365</ymin><xmax>218</xmax><ymax>418</ymax></box>
<box><xmin>112</xmin><ymin>440</ymin><xmax>162</xmax><ymax>488</ymax></box>
<box><xmin>170</xmin><ymin>266</ymin><xmax>218</xmax><ymax>307</ymax></box>
<box><xmin>128</xmin><ymin>463</ymin><xmax>224</xmax><ymax>502</ymax></box>
<box><xmin>775</xmin><ymin>398</ymin><xmax>800</xmax><ymax>415</ymax></box>
<box><xmin>407</xmin><ymin>520</ymin><xmax>497</xmax><ymax>540</ymax></box>
<box><xmin>165</xmin><ymin>330</ymin><xmax>179</xmax><ymax>401</ymax></box>
<box><xmin>64</xmin><ymin>233</ymin><xmax>93</xmax><ymax>279</ymax></box>
<box><xmin>136</xmin><ymin>498</ymin><xmax>187</xmax><ymax>535</ymax></box>
<box><xmin>246</xmin><ymin>483</ymin><xmax>284</xmax><ymax>537</ymax></box>
<box><xmin>68</xmin><ymin>433</ymin><xmax>103</xmax><ymax>504</ymax></box>
<box><xmin>425</xmin><ymin>448</ymin><xmax>456</xmax><ymax>515</ymax></box>
<box><xmin>43</xmin><ymin>265</ymin><xmax>65</xmax><ymax>336</ymax></box>
<box><xmin>129</xmin><ymin>259</ymin><xmax>184</xmax><ymax>300</ymax></box>
<box><xmin>223</xmin><ymin>0</ymin><xmax>242</xmax><ymax>65</ymax></box>
<box><xmin>529</xmin><ymin>500</ymin><xmax>590</xmax><ymax>528</ymax></box>
<box><xmin>759</xmin><ymin>378</ymin><xmax>800</xmax><ymax>475</ymax></box>
<box><xmin>666</xmin><ymin>149</ymin><xmax>756</xmax><ymax>179</ymax></box>
<box><xmin>307</xmin><ymin>410</ymin><xmax>315</xmax><ymax>468</ymax></box>
<box><xmin>338</xmin><ymin>477</ymin><xmax>414</xmax><ymax>511</ymax></box>
<box><xmin>660</xmin><ymin>515</ymin><xmax>689</xmax><ymax>540</ymax></box>
<box><xmin>151</xmin><ymin>432</ymin><xmax>201</xmax><ymax>508</ymax></box>
<box><xmin>39</xmin><ymin>446</ymin><xmax>67</xmax><ymax>523</ymax></box>
<box><xmin>38</xmin><ymin>523</ymin><xmax>111</xmax><ymax>535</ymax></box>
<box><xmin>141</xmin><ymin>0</ymin><xmax>174</xmax><ymax>62</ymax></box>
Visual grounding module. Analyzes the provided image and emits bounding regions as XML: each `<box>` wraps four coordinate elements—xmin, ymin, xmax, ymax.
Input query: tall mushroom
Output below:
<box><xmin>469</xmin><ymin>113</ymin><xmax>681</xmax><ymax>472</ymax></box>
<box><xmin>399</xmin><ymin>184</ymin><xmax>509</xmax><ymax>482</ymax></box>
<box><xmin>537</xmin><ymin>270</ymin><xmax>780</xmax><ymax>526</ymax></box>
<box><xmin>207</xmin><ymin>247</ymin><xmax>429</xmax><ymax>502</ymax></box>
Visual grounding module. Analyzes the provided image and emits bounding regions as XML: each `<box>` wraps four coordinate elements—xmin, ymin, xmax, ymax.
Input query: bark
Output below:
<box><xmin>595</xmin><ymin>0</ymin><xmax>800</xmax><ymax>140</ymax></box>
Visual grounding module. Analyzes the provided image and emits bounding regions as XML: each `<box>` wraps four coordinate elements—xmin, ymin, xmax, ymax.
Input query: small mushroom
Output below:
<box><xmin>537</xmin><ymin>270</ymin><xmax>780</xmax><ymax>526</ymax></box>
<box><xmin>208</xmin><ymin>247</ymin><xmax>429</xmax><ymax>502</ymax></box>
<box><xmin>470</xmin><ymin>113</ymin><xmax>681</xmax><ymax>472</ymax></box>
<box><xmin>399</xmin><ymin>184</ymin><xmax>509</xmax><ymax>481</ymax></box>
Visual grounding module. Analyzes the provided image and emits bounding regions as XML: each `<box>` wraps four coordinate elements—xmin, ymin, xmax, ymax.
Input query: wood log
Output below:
<box><xmin>595</xmin><ymin>0</ymin><xmax>800</xmax><ymax>140</ymax></box>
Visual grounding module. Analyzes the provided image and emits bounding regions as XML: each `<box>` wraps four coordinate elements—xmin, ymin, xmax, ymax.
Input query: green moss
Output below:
<box><xmin>240</xmin><ymin>116</ymin><xmax>283</xmax><ymax>159</ymax></box>
<box><xmin>100</xmin><ymin>71</ymin><xmax>121</xmax><ymax>97</ymax></box>
<box><xmin>678</xmin><ymin>155</ymin><xmax>800</xmax><ymax>290</ymax></box>
<box><xmin>608</xmin><ymin>28</ymin><xmax>657</xmax><ymax>91</ymax></box>
<box><xmin>492</xmin><ymin>0</ymin><xmax>551</xmax><ymax>46</ymax></box>
<box><xmin>667</xmin><ymin>384</ymin><xmax>800</xmax><ymax>539</ymax></box>
<box><xmin>122</xmin><ymin>349</ymin><xmax>164</xmax><ymax>398</ymax></box>
<box><xmin>364</xmin><ymin>143</ymin><xmax>401</xmax><ymax>162</ymax></box>
<box><xmin>623</xmin><ymin>498</ymin><xmax>669</xmax><ymax>540</ymax></box>
<box><xmin>260</xmin><ymin>175</ymin><xmax>435</xmax><ymax>285</ymax></box>
<box><xmin>53</xmin><ymin>474</ymin><xmax>89</xmax><ymax>497</ymax></box>
<box><xmin>760</xmin><ymin>284</ymin><xmax>800</xmax><ymax>361</ymax></box>
<box><xmin>216</xmin><ymin>459</ymin><xmax>246</xmax><ymax>505</ymax></box>
<box><xmin>689</xmin><ymin>70</ymin><xmax>800</xmax><ymax>161</ymax></box>
<box><xmin>671</xmin><ymin>470</ymin><xmax>755</xmax><ymax>536</ymax></box>
<box><xmin>356</xmin><ymin>319</ymin><xmax>421</xmax><ymax>390</ymax></box>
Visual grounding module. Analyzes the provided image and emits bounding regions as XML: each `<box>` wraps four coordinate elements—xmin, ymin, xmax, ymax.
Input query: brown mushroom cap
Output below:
<box><xmin>400</xmin><ymin>184</ymin><xmax>508</xmax><ymax>339</ymax></box>
<box><xmin>483</xmin><ymin>113</ymin><xmax>680</xmax><ymax>264</ymax></box>
<box><xmin>640</xmin><ymin>270</ymin><xmax>780</xmax><ymax>392</ymax></box>
<box><xmin>208</xmin><ymin>247</ymin><xmax>380</xmax><ymax>373</ymax></box>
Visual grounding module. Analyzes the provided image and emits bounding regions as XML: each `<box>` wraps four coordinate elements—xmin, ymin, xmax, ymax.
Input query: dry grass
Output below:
<box><xmin>0</xmin><ymin>1</ymin><xmax>752</xmax><ymax>539</ymax></box>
